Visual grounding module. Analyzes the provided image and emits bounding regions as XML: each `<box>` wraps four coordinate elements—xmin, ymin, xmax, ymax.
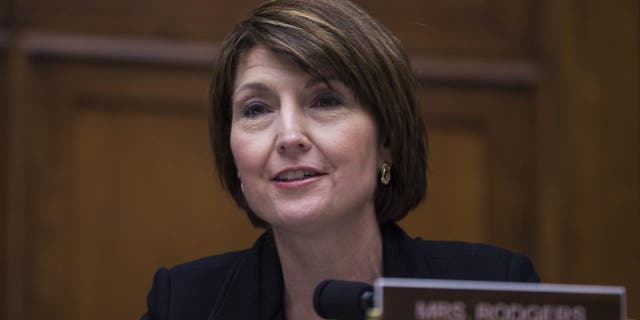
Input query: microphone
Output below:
<box><xmin>313</xmin><ymin>279</ymin><xmax>374</xmax><ymax>320</ymax></box>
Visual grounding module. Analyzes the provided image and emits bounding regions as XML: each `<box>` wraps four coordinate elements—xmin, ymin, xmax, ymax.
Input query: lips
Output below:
<box><xmin>273</xmin><ymin>168</ymin><xmax>325</xmax><ymax>182</ymax></box>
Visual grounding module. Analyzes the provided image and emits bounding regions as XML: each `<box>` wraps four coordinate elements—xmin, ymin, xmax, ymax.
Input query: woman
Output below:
<box><xmin>142</xmin><ymin>0</ymin><xmax>538</xmax><ymax>319</ymax></box>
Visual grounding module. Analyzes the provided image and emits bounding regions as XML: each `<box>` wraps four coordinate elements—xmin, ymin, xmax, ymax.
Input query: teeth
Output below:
<box><xmin>286</xmin><ymin>170</ymin><xmax>304</xmax><ymax>181</ymax></box>
<box><xmin>277</xmin><ymin>170</ymin><xmax>317</xmax><ymax>181</ymax></box>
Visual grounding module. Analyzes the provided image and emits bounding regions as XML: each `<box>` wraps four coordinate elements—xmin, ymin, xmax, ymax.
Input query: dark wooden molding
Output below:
<box><xmin>15</xmin><ymin>31</ymin><xmax>539</xmax><ymax>86</ymax></box>
<box><xmin>411</xmin><ymin>55</ymin><xmax>539</xmax><ymax>87</ymax></box>
<box><xmin>20</xmin><ymin>31</ymin><xmax>219</xmax><ymax>67</ymax></box>
<box><xmin>0</xmin><ymin>29</ymin><xmax>8</xmax><ymax>50</ymax></box>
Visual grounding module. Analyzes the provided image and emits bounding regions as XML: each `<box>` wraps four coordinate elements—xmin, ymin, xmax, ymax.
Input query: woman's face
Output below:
<box><xmin>230</xmin><ymin>46</ymin><xmax>386</xmax><ymax>232</ymax></box>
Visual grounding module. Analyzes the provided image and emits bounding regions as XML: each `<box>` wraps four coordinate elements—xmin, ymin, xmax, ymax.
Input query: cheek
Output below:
<box><xmin>230</xmin><ymin>129</ymin><xmax>267</xmax><ymax>180</ymax></box>
<box><xmin>325</xmin><ymin>120</ymin><xmax>379</xmax><ymax>171</ymax></box>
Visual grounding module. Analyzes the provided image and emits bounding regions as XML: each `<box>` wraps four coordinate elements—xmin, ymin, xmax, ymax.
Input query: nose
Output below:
<box><xmin>275</xmin><ymin>103</ymin><xmax>311</xmax><ymax>155</ymax></box>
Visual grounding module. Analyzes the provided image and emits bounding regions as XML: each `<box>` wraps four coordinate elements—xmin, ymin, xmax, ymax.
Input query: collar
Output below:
<box><xmin>208</xmin><ymin>223</ymin><xmax>431</xmax><ymax>320</ymax></box>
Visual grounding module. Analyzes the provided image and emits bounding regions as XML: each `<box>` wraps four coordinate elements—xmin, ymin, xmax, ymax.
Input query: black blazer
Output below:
<box><xmin>141</xmin><ymin>223</ymin><xmax>538</xmax><ymax>320</ymax></box>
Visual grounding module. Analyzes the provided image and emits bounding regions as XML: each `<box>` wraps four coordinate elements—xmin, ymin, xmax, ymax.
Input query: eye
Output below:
<box><xmin>314</xmin><ymin>93</ymin><xmax>343</xmax><ymax>109</ymax></box>
<box><xmin>241</xmin><ymin>101</ymin><xmax>270</xmax><ymax>118</ymax></box>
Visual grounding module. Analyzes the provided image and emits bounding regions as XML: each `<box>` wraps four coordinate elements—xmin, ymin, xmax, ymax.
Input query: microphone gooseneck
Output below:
<box><xmin>313</xmin><ymin>279</ymin><xmax>373</xmax><ymax>320</ymax></box>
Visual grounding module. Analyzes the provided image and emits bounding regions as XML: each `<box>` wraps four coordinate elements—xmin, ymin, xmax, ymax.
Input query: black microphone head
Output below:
<box><xmin>313</xmin><ymin>279</ymin><xmax>373</xmax><ymax>320</ymax></box>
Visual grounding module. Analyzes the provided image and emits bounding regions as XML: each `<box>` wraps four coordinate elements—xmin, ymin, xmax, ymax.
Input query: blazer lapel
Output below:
<box><xmin>381</xmin><ymin>223</ymin><xmax>434</xmax><ymax>279</ymax></box>
<box><xmin>208</xmin><ymin>230</ymin><xmax>284</xmax><ymax>320</ymax></box>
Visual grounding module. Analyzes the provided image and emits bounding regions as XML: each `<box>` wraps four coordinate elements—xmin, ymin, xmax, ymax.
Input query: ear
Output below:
<box><xmin>377</xmin><ymin>138</ymin><xmax>392</xmax><ymax>166</ymax></box>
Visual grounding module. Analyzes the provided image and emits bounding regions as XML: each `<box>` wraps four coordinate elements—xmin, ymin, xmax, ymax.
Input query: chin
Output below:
<box><xmin>260</xmin><ymin>202</ymin><xmax>337</xmax><ymax>233</ymax></box>
<box><xmin>269</xmin><ymin>210</ymin><xmax>327</xmax><ymax>230</ymax></box>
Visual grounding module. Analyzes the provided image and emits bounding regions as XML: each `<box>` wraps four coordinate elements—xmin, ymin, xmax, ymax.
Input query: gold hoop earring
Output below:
<box><xmin>379</xmin><ymin>162</ymin><xmax>391</xmax><ymax>185</ymax></box>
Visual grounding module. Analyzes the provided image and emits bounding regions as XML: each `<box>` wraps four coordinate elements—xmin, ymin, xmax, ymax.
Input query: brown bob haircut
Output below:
<box><xmin>209</xmin><ymin>0</ymin><xmax>427</xmax><ymax>227</ymax></box>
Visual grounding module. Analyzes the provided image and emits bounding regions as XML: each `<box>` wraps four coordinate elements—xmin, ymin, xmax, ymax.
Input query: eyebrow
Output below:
<box><xmin>234</xmin><ymin>76</ymin><xmax>337</xmax><ymax>97</ymax></box>
<box><xmin>305</xmin><ymin>77</ymin><xmax>332</xmax><ymax>89</ymax></box>
<box><xmin>233</xmin><ymin>82</ymin><xmax>271</xmax><ymax>97</ymax></box>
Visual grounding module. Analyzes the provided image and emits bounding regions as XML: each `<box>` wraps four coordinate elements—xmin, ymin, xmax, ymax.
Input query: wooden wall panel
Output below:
<box><xmin>28</xmin><ymin>61</ymin><xmax>264</xmax><ymax>319</ymax></box>
<box><xmin>357</xmin><ymin>0</ymin><xmax>537</xmax><ymax>58</ymax></box>
<box><xmin>401</xmin><ymin>86</ymin><xmax>535</xmax><ymax>254</ymax></box>
<box><xmin>401</xmin><ymin>125</ymin><xmax>490</xmax><ymax>243</ymax></box>
<box><xmin>536</xmin><ymin>0</ymin><xmax>639</xmax><ymax>315</ymax></box>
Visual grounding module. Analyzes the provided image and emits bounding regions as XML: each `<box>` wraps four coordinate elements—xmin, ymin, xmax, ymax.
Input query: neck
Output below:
<box><xmin>272</xmin><ymin>213</ymin><xmax>383</xmax><ymax>320</ymax></box>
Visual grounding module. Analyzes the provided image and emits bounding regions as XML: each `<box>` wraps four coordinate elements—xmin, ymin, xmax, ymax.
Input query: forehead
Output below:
<box><xmin>234</xmin><ymin>46</ymin><xmax>309</xmax><ymax>88</ymax></box>
<box><xmin>237</xmin><ymin>46</ymin><xmax>292</xmax><ymax>68</ymax></box>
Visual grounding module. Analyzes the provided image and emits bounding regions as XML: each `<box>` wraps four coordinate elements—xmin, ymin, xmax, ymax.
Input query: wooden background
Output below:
<box><xmin>1</xmin><ymin>0</ymin><xmax>638</xmax><ymax>319</ymax></box>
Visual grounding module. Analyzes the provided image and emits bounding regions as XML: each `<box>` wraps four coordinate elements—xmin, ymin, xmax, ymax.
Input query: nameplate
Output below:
<box><xmin>374</xmin><ymin>278</ymin><xmax>625</xmax><ymax>320</ymax></box>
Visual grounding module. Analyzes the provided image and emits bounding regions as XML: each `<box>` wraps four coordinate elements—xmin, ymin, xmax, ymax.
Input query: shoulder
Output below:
<box><xmin>171</xmin><ymin>249</ymin><xmax>247</xmax><ymax>273</ymax></box>
<box><xmin>381</xmin><ymin>223</ymin><xmax>539</xmax><ymax>283</ymax></box>
<box><xmin>141</xmin><ymin>230</ymin><xmax>280</xmax><ymax>320</ymax></box>
<box><xmin>417</xmin><ymin>239</ymin><xmax>540</xmax><ymax>282</ymax></box>
<box><xmin>142</xmin><ymin>249</ymin><xmax>250</xmax><ymax>320</ymax></box>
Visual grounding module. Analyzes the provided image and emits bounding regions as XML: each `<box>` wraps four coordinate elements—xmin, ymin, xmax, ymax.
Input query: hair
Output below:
<box><xmin>209</xmin><ymin>0</ymin><xmax>427</xmax><ymax>227</ymax></box>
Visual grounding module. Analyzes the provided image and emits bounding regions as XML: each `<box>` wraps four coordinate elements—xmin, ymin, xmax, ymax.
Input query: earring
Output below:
<box><xmin>240</xmin><ymin>183</ymin><xmax>245</xmax><ymax>193</ymax></box>
<box><xmin>379</xmin><ymin>162</ymin><xmax>391</xmax><ymax>185</ymax></box>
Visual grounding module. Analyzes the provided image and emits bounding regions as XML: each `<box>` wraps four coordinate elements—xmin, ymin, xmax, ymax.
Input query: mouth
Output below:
<box><xmin>273</xmin><ymin>169</ymin><xmax>325</xmax><ymax>182</ymax></box>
